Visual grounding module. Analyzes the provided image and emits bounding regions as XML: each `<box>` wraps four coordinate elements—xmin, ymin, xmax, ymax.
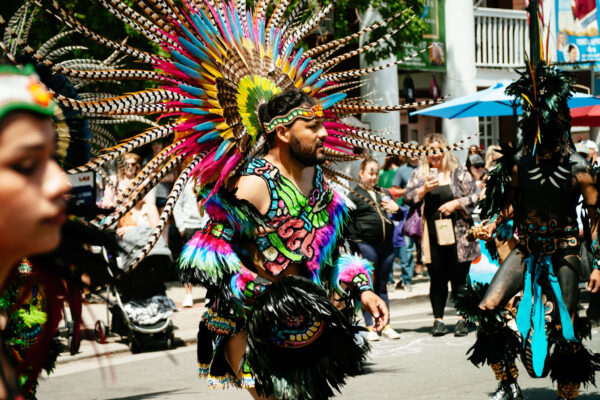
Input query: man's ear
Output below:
<box><xmin>275</xmin><ymin>125</ymin><xmax>290</xmax><ymax>144</ymax></box>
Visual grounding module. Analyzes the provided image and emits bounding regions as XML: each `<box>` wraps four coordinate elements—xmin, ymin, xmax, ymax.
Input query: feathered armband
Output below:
<box><xmin>331</xmin><ymin>254</ymin><xmax>374</xmax><ymax>298</ymax></box>
<box><xmin>178</xmin><ymin>221</ymin><xmax>243</xmax><ymax>285</ymax></box>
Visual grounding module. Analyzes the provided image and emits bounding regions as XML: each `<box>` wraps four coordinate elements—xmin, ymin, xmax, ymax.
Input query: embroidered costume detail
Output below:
<box><xmin>331</xmin><ymin>254</ymin><xmax>374</xmax><ymax>297</ymax></box>
<box><xmin>244</xmin><ymin>158</ymin><xmax>347</xmax><ymax>282</ymax></box>
<box><xmin>264</xmin><ymin>104</ymin><xmax>324</xmax><ymax>133</ymax></box>
<box><xmin>202</xmin><ymin>309</ymin><xmax>238</xmax><ymax>335</ymax></box>
<box><xmin>246</xmin><ymin>276</ymin><xmax>369</xmax><ymax>400</ymax></box>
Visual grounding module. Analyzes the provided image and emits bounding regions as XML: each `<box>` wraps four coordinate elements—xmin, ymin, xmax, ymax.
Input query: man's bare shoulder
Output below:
<box><xmin>230</xmin><ymin>174</ymin><xmax>270</xmax><ymax>215</ymax></box>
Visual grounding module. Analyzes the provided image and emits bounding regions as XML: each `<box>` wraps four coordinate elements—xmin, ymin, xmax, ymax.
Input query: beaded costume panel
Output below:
<box><xmin>242</xmin><ymin>158</ymin><xmax>347</xmax><ymax>280</ymax></box>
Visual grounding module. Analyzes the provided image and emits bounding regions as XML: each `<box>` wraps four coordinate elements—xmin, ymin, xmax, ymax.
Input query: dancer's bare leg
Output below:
<box><xmin>224</xmin><ymin>331</ymin><xmax>274</xmax><ymax>400</ymax></box>
<box><xmin>479</xmin><ymin>248</ymin><xmax>524</xmax><ymax>310</ymax></box>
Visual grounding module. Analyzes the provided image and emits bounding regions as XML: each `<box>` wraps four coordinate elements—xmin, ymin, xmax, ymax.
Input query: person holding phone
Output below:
<box><xmin>348</xmin><ymin>158</ymin><xmax>405</xmax><ymax>341</ymax></box>
<box><xmin>404</xmin><ymin>134</ymin><xmax>480</xmax><ymax>336</ymax></box>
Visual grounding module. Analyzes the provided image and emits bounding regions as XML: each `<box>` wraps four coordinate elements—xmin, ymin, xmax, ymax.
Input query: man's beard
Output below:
<box><xmin>289</xmin><ymin>132</ymin><xmax>325</xmax><ymax>167</ymax></box>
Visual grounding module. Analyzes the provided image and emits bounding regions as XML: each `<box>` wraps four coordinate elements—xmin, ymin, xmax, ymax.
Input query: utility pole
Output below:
<box><xmin>528</xmin><ymin>1</ymin><xmax>540</xmax><ymax>65</ymax></box>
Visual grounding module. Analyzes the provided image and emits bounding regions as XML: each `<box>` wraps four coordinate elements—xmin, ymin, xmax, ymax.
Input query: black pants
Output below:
<box><xmin>427</xmin><ymin>241</ymin><xmax>470</xmax><ymax>319</ymax></box>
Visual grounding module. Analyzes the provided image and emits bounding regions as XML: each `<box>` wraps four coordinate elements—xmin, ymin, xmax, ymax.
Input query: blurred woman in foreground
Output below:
<box><xmin>0</xmin><ymin>64</ymin><xmax>70</xmax><ymax>398</ymax></box>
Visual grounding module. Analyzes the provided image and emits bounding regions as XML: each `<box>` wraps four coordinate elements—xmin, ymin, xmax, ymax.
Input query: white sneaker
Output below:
<box><xmin>182</xmin><ymin>294</ymin><xmax>194</xmax><ymax>308</ymax></box>
<box><xmin>365</xmin><ymin>329</ymin><xmax>380</xmax><ymax>342</ymax></box>
<box><xmin>381</xmin><ymin>325</ymin><xmax>400</xmax><ymax>340</ymax></box>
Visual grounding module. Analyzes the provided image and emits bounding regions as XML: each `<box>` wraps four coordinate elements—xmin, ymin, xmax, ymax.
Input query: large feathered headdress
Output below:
<box><xmin>1</xmin><ymin>0</ymin><xmax>474</xmax><ymax>270</ymax></box>
<box><xmin>505</xmin><ymin>60</ymin><xmax>575</xmax><ymax>156</ymax></box>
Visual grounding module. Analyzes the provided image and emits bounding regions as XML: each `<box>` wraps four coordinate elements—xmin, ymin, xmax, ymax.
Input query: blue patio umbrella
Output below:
<box><xmin>411</xmin><ymin>81</ymin><xmax>600</xmax><ymax>119</ymax></box>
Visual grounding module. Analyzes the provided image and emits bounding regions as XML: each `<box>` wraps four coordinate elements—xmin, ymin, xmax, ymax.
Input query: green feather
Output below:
<box><xmin>17</xmin><ymin>304</ymin><xmax>47</xmax><ymax>328</ymax></box>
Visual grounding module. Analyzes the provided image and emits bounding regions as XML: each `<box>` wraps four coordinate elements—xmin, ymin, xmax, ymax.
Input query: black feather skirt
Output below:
<box><xmin>455</xmin><ymin>281</ymin><xmax>522</xmax><ymax>367</ymax></box>
<box><xmin>246</xmin><ymin>276</ymin><xmax>369</xmax><ymax>400</ymax></box>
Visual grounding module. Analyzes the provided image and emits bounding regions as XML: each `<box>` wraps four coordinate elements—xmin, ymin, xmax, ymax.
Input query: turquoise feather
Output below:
<box><xmin>311</xmin><ymin>79</ymin><xmax>326</xmax><ymax>91</ymax></box>
<box><xmin>179</xmin><ymin>84</ymin><xmax>205</xmax><ymax>97</ymax></box>
<box><xmin>194</xmin><ymin>121</ymin><xmax>216</xmax><ymax>131</ymax></box>
<box><xmin>174</xmin><ymin>62</ymin><xmax>201</xmax><ymax>80</ymax></box>
<box><xmin>197</xmin><ymin>131</ymin><xmax>219</xmax><ymax>143</ymax></box>
<box><xmin>320</xmin><ymin>92</ymin><xmax>346</xmax><ymax>110</ymax></box>
<box><xmin>179</xmin><ymin>37</ymin><xmax>211</xmax><ymax>63</ymax></box>
<box><xmin>182</xmin><ymin>107</ymin><xmax>210</xmax><ymax>115</ymax></box>
<box><xmin>304</xmin><ymin>69</ymin><xmax>322</xmax><ymax>85</ymax></box>
<box><xmin>215</xmin><ymin>139</ymin><xmax>231</xmax><ymax>160</ymax></box>
<box><xmin>172</xmin><ymin>49</ymin><xmax>200</xmax><ymax>69</ymax></box>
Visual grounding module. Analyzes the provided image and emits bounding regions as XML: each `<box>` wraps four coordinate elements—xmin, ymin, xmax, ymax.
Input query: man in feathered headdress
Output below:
<box><xmin>460</xmin><ymin>62</ymin><xmax>600</xmax><ymax>400</ymax></box>
<box><xmin>179</xmin><ymin>87</ymin><xmax>392</xmax><ymax>399</ymax></box>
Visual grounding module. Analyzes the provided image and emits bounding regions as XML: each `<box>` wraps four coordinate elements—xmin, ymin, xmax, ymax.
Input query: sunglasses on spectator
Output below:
<box><xmin>473</xmin><ymin>164</ymin><xmax>485</xmax><ymax>169</ymax></box>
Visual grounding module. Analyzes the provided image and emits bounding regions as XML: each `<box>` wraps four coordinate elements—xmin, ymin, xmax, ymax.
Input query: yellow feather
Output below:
<box><xmin>216</xmin><ymin>121</ymin><xmax>230</xmax><ymax>130</ymax></box>
<box><xmin>207</xmin><ymin>99</ymin><xmax>221</xmax><ymax>108</ymax></box>
<box><xmin>220</xmin><ymin>128</ymin><xmax>234</xmax><ymax>139</ymax></box>
<box><xmin>289</xmin><ymin>66</ymin><xmax>297</xmax><ymax>79</ymax></box>
<box><xmin>205</xmin><ymin>90</ymin><xmax>219</xmax><ymax>99</ymax></box>
<box><xmin>521</xmin><ymin>93</ymin><xmax>534</xmax><ymax>108</ymax></box>
<box><xmin>201</xmin><ymin>84</ymin><xmax>218</xmax><ymax>92</ymax></box>
<box><xmin>202</xmin><ymin>62</ymin><xmax>223</xmax><ymax>78</ymax></box>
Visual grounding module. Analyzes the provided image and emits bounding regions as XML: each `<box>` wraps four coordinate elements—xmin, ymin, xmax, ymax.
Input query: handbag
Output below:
<box><xmin>434</xmin><ymin>215</ymin><xmax>455</xmax><ymax>246</ymax></box>
<box><xmin>402</xmin><ymin>204</ymin><xmax>422</xmax><ymax>238</ymax></box>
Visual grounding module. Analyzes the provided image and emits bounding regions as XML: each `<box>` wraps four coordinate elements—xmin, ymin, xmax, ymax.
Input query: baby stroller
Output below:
<box><xmin>95</xmin><ymin>226</ymin><xmax>176</xmax><ymax>353</ymax></box>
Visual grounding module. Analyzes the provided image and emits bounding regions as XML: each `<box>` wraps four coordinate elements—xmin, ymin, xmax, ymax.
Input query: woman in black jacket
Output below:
<box><xmin>349</xmin><ymin>158</ymin><xmax>403</xmax><ymax>341</ymax></box>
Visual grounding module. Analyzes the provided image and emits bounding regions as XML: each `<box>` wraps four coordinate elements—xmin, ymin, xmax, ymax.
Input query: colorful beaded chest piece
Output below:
<box><xmin>243</xmin><ymin>158</ymin><xmax>346</xmax><ymax>281</ymax></box>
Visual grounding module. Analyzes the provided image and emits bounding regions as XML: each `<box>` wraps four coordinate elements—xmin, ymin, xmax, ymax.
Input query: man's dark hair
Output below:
<box><xmin>258</xmin><ymin>88</ymin><xmax>316</xmax><ymax>145</ymax></box>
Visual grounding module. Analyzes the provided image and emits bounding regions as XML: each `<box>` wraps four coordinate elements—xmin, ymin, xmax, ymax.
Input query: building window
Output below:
<box><xmin>478</xmin><ymin>116</ymin><xmax>499</xmax><ymax>148</ymax></box>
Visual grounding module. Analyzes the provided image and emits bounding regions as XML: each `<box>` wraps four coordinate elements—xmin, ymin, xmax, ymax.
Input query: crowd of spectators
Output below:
<box><xmin>347</xmin><ymin>135</ymin><xmax>507</xmax><ymax>340</ymax></box>
<box><xmin>93</xmin><ymin>133</ymin><xmax>600</xmax><ymax>337</ymax></box>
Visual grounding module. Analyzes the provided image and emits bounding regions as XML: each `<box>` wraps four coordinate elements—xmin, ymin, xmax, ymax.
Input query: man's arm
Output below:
<box><xmin>230</xmin><ymin>174</ymin><xmax>270</xmax><ymax>215</ymax></box>
<box><xmin>579</xmin><ymin>170</ymin><xmax>600</xmax><ymax>293</ymax></box>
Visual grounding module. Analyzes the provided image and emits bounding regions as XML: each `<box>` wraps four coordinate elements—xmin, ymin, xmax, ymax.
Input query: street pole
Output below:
<box><xmin>528</xmin><ymin>0</ymin><xmax>540</xmax><ymax>65</ymax></box>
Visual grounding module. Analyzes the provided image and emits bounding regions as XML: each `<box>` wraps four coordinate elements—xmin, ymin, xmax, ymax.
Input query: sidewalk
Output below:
<box><xmin>56</xmin><ymin>273</ymin><xmax>430</xmax><ymax>364</ymax></box>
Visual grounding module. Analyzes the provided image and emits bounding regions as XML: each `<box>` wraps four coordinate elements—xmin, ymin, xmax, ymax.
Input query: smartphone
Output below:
<box><xmin>429</xmin><ymin>168</ymin><xmax>438</xmax><ymax>179</ymax></box>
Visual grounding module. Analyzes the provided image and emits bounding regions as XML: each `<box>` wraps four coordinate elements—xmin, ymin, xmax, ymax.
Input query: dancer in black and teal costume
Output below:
<box><xmin>458</xmin><ymin>62</ymin><xmax>600</xmax><ymax>400</ymax></box>
<box><xmin>179</xmin><ymin>88</ymin><xmax>387</xmax><ymax>400</ymax></box>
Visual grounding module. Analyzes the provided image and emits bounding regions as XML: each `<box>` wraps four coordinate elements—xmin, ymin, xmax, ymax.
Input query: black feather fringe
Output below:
<box><xmin>454</xmin><ymin>281</ymin><xmax>490</xmax><ymax>325</ymax></box>
<box><xmin>246</xmin><ymin>276</ymin><xmax>369</xmax><ymax>400</ymax></box>
<box><xmin>479</xmin><ymin>143</ymin><xmax>517</xmax><ymax>221</ymax></box>
<box><xmin>454</xmin><ymin>281</ymin><xmax>521</xmax><ymax>367</ymax></box>
<box><xmin>549</xmin><ymin>341</ymin><xmax>600</xmax><ymax>387</ymax></box>
<box><xmin>468</xmin><ymin>324</ymin><xmax>521</xmax><ymax>368</ymax></box>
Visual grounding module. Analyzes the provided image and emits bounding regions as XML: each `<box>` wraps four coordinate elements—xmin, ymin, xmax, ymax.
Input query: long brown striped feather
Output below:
<box><xmin>118</xmin><ymin>154</ymin><xmax>203</xmax><ymax>275</ymax></box>
<box><xmin>67</xmin><ymin>125</ymin><xmax>175</xmax><ymax>174</ymax></box>
<box><xmin>94</xmin><ymin>154</ymin><xmax>184</xmax><ymax>228</ymax></box>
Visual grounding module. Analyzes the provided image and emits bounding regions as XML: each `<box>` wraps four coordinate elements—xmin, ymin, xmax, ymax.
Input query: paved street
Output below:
<box><xmin>37</xmin><ymin>296</ymin><xmax>600</xmax><ymax>399</ymax></box>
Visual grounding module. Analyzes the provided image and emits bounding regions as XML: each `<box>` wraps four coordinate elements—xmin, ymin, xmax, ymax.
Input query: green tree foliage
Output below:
<box><xmin>330</xmin><ymin>0</ymin><xmax>426</xmax><ymax>64</ymax></box>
